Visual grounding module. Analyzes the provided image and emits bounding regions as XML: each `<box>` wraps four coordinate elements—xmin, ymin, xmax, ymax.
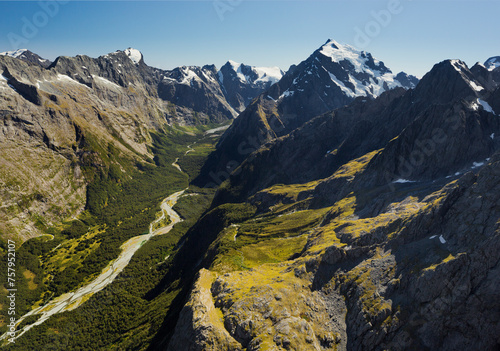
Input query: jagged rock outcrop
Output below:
<box><xmin>158</xmin><ymin>64</ymin><xmax>237</xmax><ymax>123</ymax></box>
<box><xmin>394</xmin><ymin>72</ymin><xmax>419</xmax><ymax>89</ymax></box>
<box><xmin>168</xmin><ymin>269</ymin><xmax>243</xmax><ymax>351</ymax></box>
<box><xmin>218</xmin><ymin>61</ymin><xmax>284</xmax><ymax>112</ymax></box>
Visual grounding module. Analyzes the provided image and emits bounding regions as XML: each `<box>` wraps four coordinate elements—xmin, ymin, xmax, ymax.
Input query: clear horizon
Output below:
<box><xmin>0</xmin><ymin>0</ymin><xmax>498</xmax><ymax>78</ymax></box>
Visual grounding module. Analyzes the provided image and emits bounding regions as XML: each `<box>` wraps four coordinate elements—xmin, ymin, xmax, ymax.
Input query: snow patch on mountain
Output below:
<box><xmin>225</xmin><ymin>60</ymin><xmax>284</xmax><ymax>85</ymax></box>
<box><xmin>179</xmin><ymin>67</ymin><xmax>201</xmax><ymax>86</ymax></box>
<box><xmin>478</xmin><ymin>99</ymin><xmax>496</xmax><ymax>115</ymax></box>
<box><xmin>92</xmin><ymin>74</ymin><xmax>122</xmax><ymax>89</ymax></box>
<box><xmin>328</xmin><ymin>72</ymin><xmax>357</xmax><ymax>98</ymax></box>
<box><xmin>279</xmin><ymin>90</ymin><xmax>295</xmax><ymax>99</ymax></box>
<box><xmin>469</xmin><ymin>80</ymin><xmax>484</xmax><ymax>92</ymax></box>
<box><xmin>0</xmin><ymin>49</ymin><xmax>28</xmax><ymax>58</ymax></box>
<box><xmin>393</xmin><ymin>179</ymin><xmax>416</xmax><ymax>184</ymax></box>
<box><xmin>320</xmin><ymin>40</ymin><xmax>382</xmax><ymax>74</ymax></box>
<box><xmin>450</xmin><ymin>59</ymin><xmax>486</xmax><ymax>93</ymax></box>
<box><xmin>450</xmin><ymin>59</ymin><xmax>468</xmax><ymax>73</ymax></box>
<box><xmin>124</xmin><ymin>48</ymin><xmax>142</xmax><ymax>64</ymax></box>
<box><xmin>484</xmin><ymin>56</ymin><xmax>500</xmax><ymax>71</ymax></box>
<box><xmin>57</xmin><ymin>74</ymin><xmax>82</xmax><ymax>84</ymax></box>
<box><xmin>253</xmin><ymin>66</ymin><xmax>284</xmax><ymax>85</ymax></box>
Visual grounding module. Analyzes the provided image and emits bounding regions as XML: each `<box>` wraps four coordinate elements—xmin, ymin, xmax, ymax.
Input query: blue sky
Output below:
<box><xmin>0</xmin><ymin>1</ymin><xmax>498</xmax><ymax>77</ymax></box>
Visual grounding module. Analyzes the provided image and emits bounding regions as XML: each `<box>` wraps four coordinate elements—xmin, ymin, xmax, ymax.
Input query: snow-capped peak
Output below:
<box><xmin>484</xmin><ymin>56</ymin><xmax>500</xmax><ymax>71</ymax></box>
<box><xmin>223</xmin><ymin>60</ymin><xmax>284</xmax><ymax>85</ymax></box>
<box><xmin>253</xmin><ymin>66</ymin><xmax>284</xmax><ymax>85</ymax></box>
<box><xmin>0</xmin><ymin>49</ymin><xmax>28</xmax><ymax>58</ymax></box>
<box><xmin>124</xmin><ymin>48</ymin><xmax>142</xmax><ymax>64</ymax></box>
<box><xmin>282</xmin><ymin>38</ymin><xmax>414</xmax><ymax>100</ymax></box>
<box><xmin>319</xmin><ymin>39</ymin><xmax>387</xmax><ymax>74</ymax></box>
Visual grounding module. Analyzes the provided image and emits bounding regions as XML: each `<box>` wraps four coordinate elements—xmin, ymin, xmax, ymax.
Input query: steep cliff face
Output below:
<box><xmin>157</xmin><ymin>64</ymin><xmax>238</xmax><ymax>123</ymax></box>
<box><xmin>167</xmin><ymin>269</ymin><xmax>244</xmax><ymax>351</ymax></box>
<box><xmin>169</xmin><ymin>145</ymin><xmax>500</xmax><ymax>351</ymax></box>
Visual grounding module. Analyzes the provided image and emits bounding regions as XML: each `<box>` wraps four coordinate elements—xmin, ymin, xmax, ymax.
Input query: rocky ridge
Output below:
<box><xmin>0</xmin><ymin>49</ymin><xmax>52</xmax><ymax>68</ymax></box>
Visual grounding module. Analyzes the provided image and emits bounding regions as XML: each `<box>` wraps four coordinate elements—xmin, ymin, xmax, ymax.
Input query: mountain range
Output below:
<box><xmin>197</xmin><ymin>40</ymin><xmax>419</xmax><ymax>186</ymax></box>
<box><xmin>1</xmin><ymin>40</ymin><xmax>499</xmax><ymax>351</ymax></box>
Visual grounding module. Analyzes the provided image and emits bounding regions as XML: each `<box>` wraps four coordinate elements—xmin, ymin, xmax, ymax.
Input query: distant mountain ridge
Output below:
<box><xmin>211</xmin><ymin>56</ymin><xmax>500</xmax><ymax>205</ymax></box>
<box><xmin>1</xmin><ymin>46</ymin><xmax>286</xmax><ymax>117</ymax></box>
<box><xmin>0</xmin><ymin>48</ymin><xmax>52</xmax><ymax>68</ymax></box>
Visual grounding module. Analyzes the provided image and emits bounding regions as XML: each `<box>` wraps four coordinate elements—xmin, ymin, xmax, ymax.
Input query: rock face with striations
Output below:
<box><xmin>49</xmin><ymin>48</ymin><xmax>238</xmax><ymax>124</ymax></box>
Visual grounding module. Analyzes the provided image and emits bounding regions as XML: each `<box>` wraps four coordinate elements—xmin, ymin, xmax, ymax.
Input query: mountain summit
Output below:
<box><xmin>273</xmin><ymin>39</ymin><xmax>418</xmax><ymax>109</ymax></box>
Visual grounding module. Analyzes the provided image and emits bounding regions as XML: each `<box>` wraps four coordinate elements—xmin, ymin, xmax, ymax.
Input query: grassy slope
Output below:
<box><xmin>176</xmin><ymin>150</ymin><xmax>473</xmax><ymax>350</ymax></box>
